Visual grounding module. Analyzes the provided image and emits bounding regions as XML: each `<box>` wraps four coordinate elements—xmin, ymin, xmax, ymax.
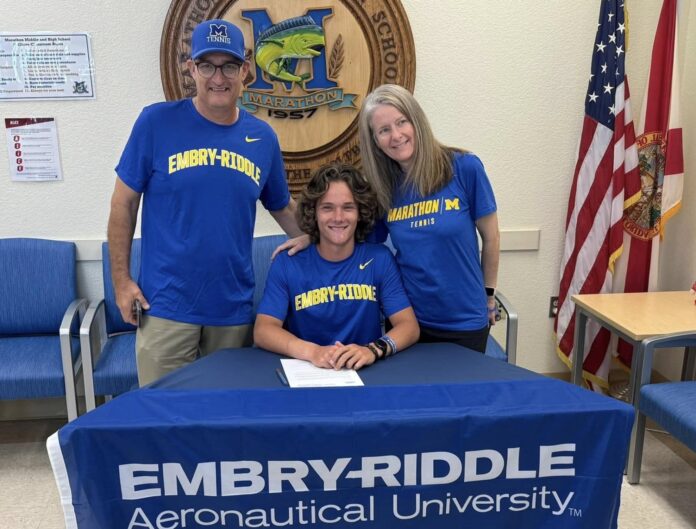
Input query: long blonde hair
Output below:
<box><xmin>358</xmin><ymin>84</ymin><xmax>465</xmax><ymax>212</ymax></box>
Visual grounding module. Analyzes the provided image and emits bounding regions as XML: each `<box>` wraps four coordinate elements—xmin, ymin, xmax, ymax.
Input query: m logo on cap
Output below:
<box><xmin>208</xmin><ymin>24</ymin><xmax>231</xmax><ymax>44</ymax></box>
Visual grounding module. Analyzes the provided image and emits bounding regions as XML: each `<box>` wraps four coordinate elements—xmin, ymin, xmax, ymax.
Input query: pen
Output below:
<box><xmin>275</xmin><ymin>368</ymin><xmax>289</xmax><ymax>386</ymax></box>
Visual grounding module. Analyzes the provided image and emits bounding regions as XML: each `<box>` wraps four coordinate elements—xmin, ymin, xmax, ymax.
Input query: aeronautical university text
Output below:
<box><xmin>125</xmin><ymin>486</ymin><xmax>576</xmax><ymax>528</ymax></box>
<box><xmin>118</xmin><ymin>444</ymin><xmax>583</xmax><ymax>527</ymax></box>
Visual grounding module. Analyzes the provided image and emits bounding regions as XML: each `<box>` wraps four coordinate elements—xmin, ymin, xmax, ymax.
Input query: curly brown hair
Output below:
<box><xmin>297</xmin><ymin>163</ymin><xmax>378</xmax><ymax>244</ymax></box>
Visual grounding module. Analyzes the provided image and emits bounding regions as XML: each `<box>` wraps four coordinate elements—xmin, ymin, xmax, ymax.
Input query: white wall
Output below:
<box><xmin>1</xmin><ymin>1</ymin><xmax>693</xmax><ymax>375</ymax></box>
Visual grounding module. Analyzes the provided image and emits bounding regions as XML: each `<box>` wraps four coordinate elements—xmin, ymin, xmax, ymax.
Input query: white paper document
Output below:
<box><xmin>280</xmin><ymin>359</ymin><xmax>364</xmax><ymax>388</ymax></box>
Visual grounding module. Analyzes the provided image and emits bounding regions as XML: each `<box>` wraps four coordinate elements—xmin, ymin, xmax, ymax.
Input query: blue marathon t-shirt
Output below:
<box><xmin>380</xmin><ymin>153</ymin><xmax>497</xmax><ymax>331</ymax></box>
<box><xmin>258</xmin><ymin>243</ymin><xmax>411</xmax><ymax>345</ymax></box>
<box><xmin>115</xmin><ymin>99</ymin><xmax>290</xmax><ymax>326</ymax></box>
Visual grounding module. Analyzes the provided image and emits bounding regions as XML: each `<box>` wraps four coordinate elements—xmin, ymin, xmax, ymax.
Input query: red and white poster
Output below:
<box><xmin>5</xmin><ymin>117</ymin><xmax>63</xmax><ymax>181</ymax></box>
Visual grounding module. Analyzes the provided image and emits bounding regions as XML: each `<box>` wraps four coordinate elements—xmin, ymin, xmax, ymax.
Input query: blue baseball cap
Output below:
<box><xmin>191</xmin><ymin>19</ymin><xmax>246</xmax><ymax>62</ymax></box>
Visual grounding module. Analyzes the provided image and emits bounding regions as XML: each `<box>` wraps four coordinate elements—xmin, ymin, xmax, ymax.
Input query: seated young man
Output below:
<box><xmin>254</xmin><ymin>163</ymin><xmax>419</xmax><ymax>370</ymax></box>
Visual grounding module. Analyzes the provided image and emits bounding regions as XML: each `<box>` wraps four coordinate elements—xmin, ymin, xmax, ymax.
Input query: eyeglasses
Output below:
<box><xmin>194</xmin><ymin>61</ymin><xmax>242</xmax><ymax>79</ymax></box>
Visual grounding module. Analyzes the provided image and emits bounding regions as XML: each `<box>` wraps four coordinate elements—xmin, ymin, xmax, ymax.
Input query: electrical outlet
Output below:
<box><xmin>549</xmin><ymin>296</ymin><xmax>559</xmax><ymax>318</ymax></box>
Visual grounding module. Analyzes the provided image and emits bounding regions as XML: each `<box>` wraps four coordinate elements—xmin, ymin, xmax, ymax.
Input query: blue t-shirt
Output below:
<box><xmin>258</xmin><ymin>243</ymin><xmax>411</xmax><ymax>345</ymax></box>
<box><xmin>115</xmin><ymin>99</ymin><xmax>290</xmax><ymax>325</ymax></box>
<box><xmin>379</xmin><ymin>153</ymin><xmax>497</xmax><ymax>331</ymax></box>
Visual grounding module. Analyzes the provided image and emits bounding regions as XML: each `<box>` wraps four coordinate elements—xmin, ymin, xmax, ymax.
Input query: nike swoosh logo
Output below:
<box><xmin>359</xmin><ymin>258</ymin><xmax>374</xmax><ymax>270</ymax></box>
<box><xmin>245</xmin><ymin>136</ymin><xmax>261</xmax><ymax>143</ymax></box>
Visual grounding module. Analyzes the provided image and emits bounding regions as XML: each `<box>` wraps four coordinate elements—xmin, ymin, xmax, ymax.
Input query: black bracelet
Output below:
<box><xmin>485</xmin><ymin>287</ymin><xmax>495</xmax><ymax>297</ymax></box>
<box><xmin>366</xmin><ymin>343</ymin><xmax>380</xmax><ymax>361</ymax></box>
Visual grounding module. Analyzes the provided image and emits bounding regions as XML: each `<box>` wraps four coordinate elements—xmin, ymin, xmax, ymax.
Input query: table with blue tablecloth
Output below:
<box><xmin>47</xmin><ymin>343</ymin><xmax>633</xmax><ymax>529</ymax></box>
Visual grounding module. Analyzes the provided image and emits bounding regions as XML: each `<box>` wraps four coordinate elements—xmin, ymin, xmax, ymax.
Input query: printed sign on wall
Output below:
<box><xmin>0</xmin><ymin>33</ymin><xmax>95</xmax><ymax>100</ymax></box>
<box><xmin>5</xmin><ymin>118</ymin><xmax>62</xmax><ymax>181</ymax></box>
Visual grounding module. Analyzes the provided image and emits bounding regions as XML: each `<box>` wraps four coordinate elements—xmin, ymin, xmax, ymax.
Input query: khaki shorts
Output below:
<box><xmin>135</xmin><ymin>315</ymin><xmax>252</xmax><ymax>386</ymax></box>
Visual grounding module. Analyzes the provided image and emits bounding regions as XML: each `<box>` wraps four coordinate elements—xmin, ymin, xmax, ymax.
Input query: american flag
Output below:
<box><xmin>555</xmin><ymin>0</ymin><xmax>639</xmax><ymax>388</ymax></box>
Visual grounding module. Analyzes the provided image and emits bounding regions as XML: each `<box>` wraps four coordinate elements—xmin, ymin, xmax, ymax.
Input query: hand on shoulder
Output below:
<box><xmin>272</xmin><ymin>234</ymin><xmax>311</xmax><ymax>259</ymax></box>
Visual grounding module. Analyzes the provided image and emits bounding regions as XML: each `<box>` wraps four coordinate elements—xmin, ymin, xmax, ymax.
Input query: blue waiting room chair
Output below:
<box><xmin>627</xmin><ymin>331</ymin><xmax>696</xmax><ymax>484</ymax></box>
<box><xmin>80</xmin><ymin>240</ymin><xmax>141</xmax><ymax>411</ymax></box>
<box><xmin>486</xmin><ymin>290</ymin><xmax>518</xmax><ymax>364</ymax></box>
<box><xmin>0</xmin><ymin>238</ymin><xmax>86</xmax><ymax>421</ymax></box>
<box><xmin>252</xmin><ymin>234</ymin><xmax>289</xmax><ymax>313</ymax></box>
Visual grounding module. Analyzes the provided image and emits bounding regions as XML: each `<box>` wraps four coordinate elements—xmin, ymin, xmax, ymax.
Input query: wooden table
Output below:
<box><xmin>571</xmin><ymin>291</ymin><xmax>696</xmax><ymax>401</ymax></box>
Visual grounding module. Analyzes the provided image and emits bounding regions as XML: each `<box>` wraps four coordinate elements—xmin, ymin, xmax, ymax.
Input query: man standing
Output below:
<box><xmin>108</xmin><ymin>19</ymin><xmax>303</xmax><ymax>385</ymax></box>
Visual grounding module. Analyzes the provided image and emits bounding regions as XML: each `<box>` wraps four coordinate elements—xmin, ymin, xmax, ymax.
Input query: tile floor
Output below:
<box><xmin>1</xmin><ymin>419</ymin><xmax>695</xmax><ymax>528</ymax></box>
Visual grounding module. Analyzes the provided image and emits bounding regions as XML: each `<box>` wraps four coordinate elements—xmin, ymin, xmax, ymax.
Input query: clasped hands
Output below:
<box><xmin>309</xmin><ymin>341</ymin><xmax>375</xmax><ymax>371</ymax></box>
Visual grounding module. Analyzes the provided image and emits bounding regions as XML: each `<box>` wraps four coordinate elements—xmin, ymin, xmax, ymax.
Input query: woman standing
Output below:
<box><xmin>357</xmin><ymin>84</ymin><xmax>500</xmax><ymax>353</ymax></box>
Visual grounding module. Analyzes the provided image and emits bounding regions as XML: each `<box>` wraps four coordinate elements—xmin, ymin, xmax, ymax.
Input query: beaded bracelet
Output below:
<box><xmin>382</xmin><ymin>335</ymin><xmax>397</xmax><ymax>356</ymax></box>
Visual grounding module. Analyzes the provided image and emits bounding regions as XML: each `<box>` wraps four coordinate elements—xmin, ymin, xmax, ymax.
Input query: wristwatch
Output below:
<box><xmin>485</xmin><ymin>287</ymin><xmax>495</xmax><ymax>297</ymax></box>
<box><xmin>373</xmin><ymin>338</ymin><xmax>390</xmax><ymax>358</ymax></box>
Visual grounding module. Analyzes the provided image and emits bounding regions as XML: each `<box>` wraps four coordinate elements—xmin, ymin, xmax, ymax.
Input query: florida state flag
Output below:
<box><xmin>613</xmin><ymin>0</ymin><xmax>684</xmax><ymax>368</ymax></box>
